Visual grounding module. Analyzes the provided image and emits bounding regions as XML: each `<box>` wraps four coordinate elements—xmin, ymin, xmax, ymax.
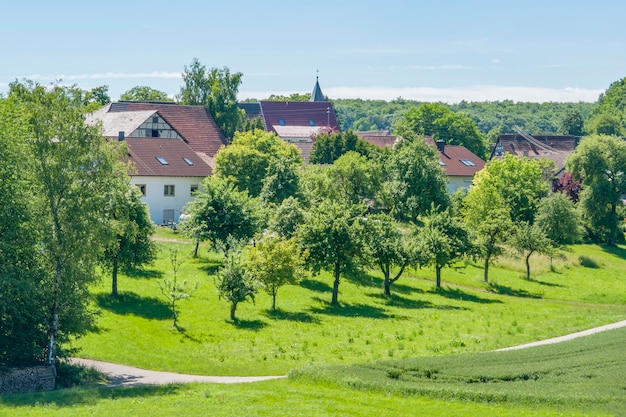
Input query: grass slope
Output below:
<box><xmin>291</xmin><ymin>326</ymin><xmax>626</xmax><ymax>415</ymax></box>
<box><xmin>71</xmin><ymin>229</ymin><xmax>626</xmax><ymax>376</ymax></box>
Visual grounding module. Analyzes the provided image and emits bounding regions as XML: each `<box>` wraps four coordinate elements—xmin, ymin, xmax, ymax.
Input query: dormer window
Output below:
<box><xmin>156</xmin><ymin>157</ymin><xmax>169</xmax><ymax>165</ymax></box>
<box><xmin>278</xmin><ymin>119</ymin><xmax>285</xmax><ymax>126</ymax></box>
<box><xmin>309</xmin><ymin>119</ymin><xmax>315</xmax><ymax>126</ymax></box>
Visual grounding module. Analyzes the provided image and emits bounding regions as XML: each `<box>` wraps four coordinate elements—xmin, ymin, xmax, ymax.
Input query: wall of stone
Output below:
<box><xmin>0</xmin><ymin>366</ymin><xmax>55</xmax><ymax>395</ymax></box>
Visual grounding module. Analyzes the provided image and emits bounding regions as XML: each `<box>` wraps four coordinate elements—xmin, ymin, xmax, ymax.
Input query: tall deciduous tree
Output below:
<box><xmin>309</xmin><ymin>130</ymin><xmax>377</xmax><ymax>164</ymax></box>
<box><xmin>179</xmin><ymin>58</ymin><xmax>244</xmax><ymax>141</ymax></box>
<box><xmin>247</xmin><ymin>235</ymin><xmax>304</xmax><ymax>310</ymax></box>
<box><xmin>415</xmin><ymin>209</ymin><xmax>472</xmax><ymax>288</ymax></box>
<box><xmin>381</xmin><ymin>135</ymin><xmax>450</xmax><ymax>223</ymax></box>
<box><xmin>511</xmin><ymin>222</ymin><xmax>553</xmax><ymax>280</ymax></box>
<box><xmin>393</xmin><ymin>103</ymin><xmax>488</xmax><ymax>158</ymax></box>
<box><xmin>215</xmin><ymin>130</ymin><xmax>302</xmax><ymax>198</ymax></box>
<box><xmin>101</xmin><ymin>185</ymin><xmax>157</xmax><ymax>297</ymax></box>
<box><xmin>362</xmin><ymin>213</ymin><xmax>415</xmax><ymax>296</ymax></box>
<box><xmin>328</xmin><ymin>151</ymin><xmax>381</xmax><ymax>205</ymax></box>
<box><xmin>120</xmin><ymin>86</ymin><xmax>173</xmax><ymax>102</ymax></box>
<box><xmin>535</xmin><ymin>193</ymin><xmax>582</xmax><ymax>245</ymax></box>
<box><xmin>566</xmin><ymin>134</ymin><xmax>626</xmax><ymax>246</ymax></box>
<box><xmin>0</xmin><ymin>97</ymin><xmax>48</xmax><ymax>366</ymax></box>
<box><xmin>9</xmin><ymin>81</ymin><xmax>128</xmax><ymax>368</ymax></box>
<box><xmin>216</xmin><ymin>253</ymin><xmax>257</xmax><ymax>321</ymax></box>
<box><xmin>298</xmin><ymin>200</ymin><xmax>366</xmax><ymax>306</ymax></box>
<box><xmin>181</xmin><ymin>176</ymin><xmax>260</xmax><ymax>256</ymax></box>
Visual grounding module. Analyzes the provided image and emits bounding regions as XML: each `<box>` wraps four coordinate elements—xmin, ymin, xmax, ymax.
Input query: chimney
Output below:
<box><xmin>436</xmin><ymin>139</ymin><xmax>445</xmax><ymax>153</ymax></box>
<box><xmin>118</xmin><ymin>131</ymin><xmax>125</xmax><ymax>141</ymax></box>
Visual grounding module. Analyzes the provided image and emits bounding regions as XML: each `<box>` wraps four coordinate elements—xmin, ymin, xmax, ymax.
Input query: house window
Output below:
<box><xmin>278</xmin><ymin>119</ymin><xmax>285</xmax><ymax>126</ymax></box>
<box><xmin>152</xmin><ymin>115</ymin><xmax>159</xmax><ymax>123</ymax></box>
<box><xmin>183</xmin><ymin>157</ymin><xmax>194</xmax><ymax>166</ymax></box>
<box><xmin>151</xmin><ymin>129</ymin><xmax>159</xmax><ymax>137</ymax></box>
<box><xmin>156</xmin><ymin>156</ymin><xmax>169</xmax><ymax>165</ymax></box>
<box><xmin>308</xmin><ymin>119</ymin><xmax>315</xmax><ymax>126</ymax></box>
<box><xmin>190</xmin><ymin>184</ymin><xmax>198</xmax><ymax>195</ymax></box>
<box><xmin>136</xmin><ymin>184</ymin><xmax>146</xmax><ymax>196</ymax></box>
<box><xmin>460</xmin><ymin>159</ymin><xmax>476</xmax><ymax>167</ymax></box>
<box><xmin>164</xmin><ymin>185</ymin><xmax>175</xmax><ymax>196</ymax></box>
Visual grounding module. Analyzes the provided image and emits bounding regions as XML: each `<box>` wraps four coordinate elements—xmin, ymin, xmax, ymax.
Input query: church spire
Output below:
<box><xmin>310</xmin><ymin>70</ymin><xmax>325</xmax><ymax>102</ymax></box>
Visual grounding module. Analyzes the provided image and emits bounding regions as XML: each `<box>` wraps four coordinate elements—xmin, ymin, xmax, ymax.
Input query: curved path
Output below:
<box><xmin>74</xmin><ymin>320</ymin><xmax>626</xmax><ymax>387</ymax></box>
<box><xmin>70</xmin><ymin>358</ymin><xmax>285</xmax><ymax>387</ymax></box>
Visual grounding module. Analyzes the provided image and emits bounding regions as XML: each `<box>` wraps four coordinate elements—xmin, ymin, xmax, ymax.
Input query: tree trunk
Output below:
<box><xmin>383</xmin><ymin>264</ymin><xmax>391</xmax><ymax>296</ymax></box>
<box><xmin>525</xmin><ymin>253</ymin><xmax>531</xmax><ymax>280</ymax></box>
<box><xmin>47</xmin><ymin>259</ymin><xmax>62</xmax><ymax>373</ymax></box>
<box><xmin>230</xmin><ymin>302</ymin><xmax>238</xmax><ymax>321</ymax></box>
<box><xmin>193</xmin><ymin>240</ymin><xmax>200</xmax><ymax>258</ymax></box>
<box><xmin>435</xmin><ymin>265</ymin><xmax>442</xmax><ymax>288</ymax></box>
<box><xmin>483</xmin><ymin>254</ymin><xmax>490</xmax><ymax>283</ymax></box>
<box><xmin>112</xmin><ymin>260</ymin><xmax>118</xmax><ymax>297</ymax></box>
<box><xmin>331</xmin><ymin>261</ymin><xmax>341</xmax><ymax>306</ymax></box>
<box><xmin>272</xmin><ymin>293</ymin><xmax>277</xmax><ymax>311</ymax></box>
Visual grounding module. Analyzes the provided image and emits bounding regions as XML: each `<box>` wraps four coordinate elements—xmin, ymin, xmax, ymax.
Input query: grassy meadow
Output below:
<box><xmin>1</xmin><ymin>227</ymin><xmax>624</xmax><ymax>416</ymax></box>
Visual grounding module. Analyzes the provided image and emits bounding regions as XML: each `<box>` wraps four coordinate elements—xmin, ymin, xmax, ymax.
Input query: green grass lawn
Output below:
<box><xmin>3</xmin><ymin>228</ymin><xmax>623</xmax><ymax>416</ymax></box>
<box><xmin>70</xmin><ymin>228</ymin><xmax>626</xmax><ymax>376</ymax></box>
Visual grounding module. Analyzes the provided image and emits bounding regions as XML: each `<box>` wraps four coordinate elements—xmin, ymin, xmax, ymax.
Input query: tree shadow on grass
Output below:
<box><xmin>345</xmin><ymin>270</ymin><xmax>424</xmax><ymax>296</ymax></box>
<box><xmin>262</xmin><ymin>309</ymin><xmax>320</xmax><ymax>324</ymax></box>
<box><xmin>429</xmin><ymin>287</ymin><xmax>503</xmax><ymax>304</ymax></box>
<box><xmin>228</xmin><ymin>318</ymin><xmax>268</xmax><ymax>331</ymax></box>
<box><xmin>600</xmin><ymin>244</ymin><xmax>626</xmax><ymax>260</ymax></box>
<box><xmin>0</xmin><ymin>384</ymin><xmax>181</xmax><ymax>408</ymax></box>
<box><xmin>124</xmin><ymin>267</ymin><xmax>163</xmax><ymax>279</ymax></box>
<box><xmin>95</xmin><ymin>292</ymin><xmax>171</xmax><ymax>320</ymax></box>
<box><xmin>309</xmin><ymin>298</ymin><xmax>391</xmax><ymax>319</ymax></box>
<box><xmin>300</xmin><ymin>279</ymin><xmax>332</xmax><ymax>293</ymax></box>
<box><xmin>528</xmin><ymin>278</ymin><xmax>565</xmax><ymax>288</ymax></box>
<box><xmin>369</xmin><ymin>293</ymin><xmax>440</xmax><ymax>310</ymax></box>
<box><xmin>486</xmin><ymin>283</ymin><xmax>542</xmax><ymax>299</ymax></box>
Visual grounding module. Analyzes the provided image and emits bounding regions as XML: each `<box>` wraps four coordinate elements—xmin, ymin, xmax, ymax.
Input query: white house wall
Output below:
<box><xmin>131</xmin><ymin>176</ymin><xmax>204</xmax><ymax>225</ymax></box>
<box><xmin>447</xmin><ymin>176</ymin><xmax>474</xmax><ymax>193</ymax></box>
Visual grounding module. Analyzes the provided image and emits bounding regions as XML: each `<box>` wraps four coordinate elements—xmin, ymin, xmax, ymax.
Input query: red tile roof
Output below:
<box><xmin>109</xmin><ymin>101</ymin><xmax>227</xmax><ymax>157</ymax></box>
<box><xmin>425</xmin><ymin>137</ymin><xmax>485</xmax><ymax>177</ymax></box>
<box><xmin>126</xmin><ymin>138</ymin><xmax>212</xmax><ymax>177</ymax></box>
<box><xmin>259</xmin><ymin>101</ymin><xmax>338</xmax><ymax>134</ymax></box>
<box><xmin>356</xmin><ymin>132</ymin><xmax>399</xmax><ymax>149</ymax></box>
<box><xmin>491</xmin><ymin>134</ymin><xmax>580</xmax><ymax>172</ymax></box>
<box><xmin>291</xmin><ymin>141</ymin><xmax>314</xmax><ymax>163</ymax></box>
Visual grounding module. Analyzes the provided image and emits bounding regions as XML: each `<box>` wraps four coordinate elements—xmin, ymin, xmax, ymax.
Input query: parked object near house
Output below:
<box><xmin>87</xmin><ymin>102</ymin><xmax>226</xmax><ymax>225</ymax></box>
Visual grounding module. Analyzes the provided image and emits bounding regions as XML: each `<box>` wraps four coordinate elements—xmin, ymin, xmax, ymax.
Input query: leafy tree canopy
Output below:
<box><xmin>121</xmin><ymin>86</ymin><xmax>173</xmax><ymax>102</ymax></box>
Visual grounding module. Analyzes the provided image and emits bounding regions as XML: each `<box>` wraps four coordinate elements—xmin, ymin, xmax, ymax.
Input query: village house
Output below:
<box><xmin>86</xmin><ymin>101</ymin><xmax>226</xmax><ymax>225</ymax></box>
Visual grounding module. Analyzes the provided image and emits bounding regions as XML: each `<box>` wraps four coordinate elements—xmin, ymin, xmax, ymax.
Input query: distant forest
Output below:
<box><xmin>332</xmin><ymin>98</ymin><xmax>595</xmax><ymax>136</ymax></box>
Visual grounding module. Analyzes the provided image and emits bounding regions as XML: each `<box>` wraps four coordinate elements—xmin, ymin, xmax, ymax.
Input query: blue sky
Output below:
<box><xmin>1</xmin><ymin>0</ymin><xmax>624</xmax><ymax>103</ymax></box>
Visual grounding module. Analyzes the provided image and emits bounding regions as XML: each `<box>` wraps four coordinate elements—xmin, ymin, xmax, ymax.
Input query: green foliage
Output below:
<box><xmin>393</xmin><ymin>103</ymin><xmax>488</xmax><ymax>158</ymax></box>
<box><xmin>120</xmin><ymin>85</ymin><xmax>173</xmax><ymax>102</ymax></box>
<box><xmin>83</xmin><ymin>85</ymin><xmax>111</xmax><ymax>112</ymax></box>
<box><xmin>101</xmin><ymin>185</ymin><xmax>157</xmax><ymax>297</ymax></box>
<box><xmin>216</xmin><ymin>253</ymin><xmax>257</xmax><ymax>321</ymax></box>
<box><xmin>181</xmin><ymin>176</ymin><xmax>261</xmax><ymax>255</ymax></box>
<box><xmin>268</xmin><ymin>196</ymin><xmax>305</xmax><ymax>239</ymax></box>
<box><xmin>362</xmin><ymin>213</ymin><xmax>414</xmax><ymax>295</ymax></box>
<box><xmin>558</xmin><ymin>108</ymin><xmax>584</xmax><ymax>136</ymax></box>
<box><xmin>381</xmin><ymin>136</ymin><xmax>450</xmax><ymax>223</ymax></box>
<box><xmin>298</xmin><ymin>200</ymin><xmax>367</xmax><ymax>306</ymax></box>
<box><xmin>327</xmin><ymin>151</ymin><xmax>381</xmax><ymax>205</ymax></box>
<box><xmin>585</xmin><ymin>76</ymin><xmax>626</xmax><ymax>135</ymax></box>
<box><xmin>566</xmin><ymin>134</ymin><xmax>626</xmax><ymax>245</ymax></box>
<box><xmin>6</xmin><ymin>80</ymin><xmax>129</xmax><ymax>366</ymax></box>
<box><xmin>309</xmin><ymin>130</ymin><xmax>378</xmax><ymax>164</ymax></box>
<box><xmin>215</xmin><ymin>129</ymin><xmax>302</xmax><ymax>198</ymax></box>
<box><xmin>178</xmin><ymin>58</ymin><xmax>244</xmax><ymax>141</ymax></box>
<box><xmin>472</xmin><ymin>154</ymin><xmax>551</xmax><ymax>224</ymax></box>
<box><xmin>415</xmin><ymin>209</ymin><xmax>472</xmax><ymax>287</ymax></box>
<box><xmin>535</xmin><ymin>193</ymin><xmax>582</xmax><ymax>245</ymax></box>
<box><xmin>247</xmin><ymin>235</ymin><xmax>304</xmax><ymax>310</ymax></box>
<box><xmin>264</xmin><ymin>92</ymin><xmax>311</xmax><ymax>102</ymax></box>
<box><xmin>511</xmin><ymin>222</ymin><xmax>553</xmax><ymax>280</ymax></box>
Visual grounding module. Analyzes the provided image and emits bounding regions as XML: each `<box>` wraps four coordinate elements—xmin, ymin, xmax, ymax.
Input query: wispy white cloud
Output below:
<box><xmin>491</xmin><ymin>58</ymin><xmax>501</xmax><ymax>64</ymax></box>
<box><xmin>308</xmin><ymin>85</ymin><xmax>603</xmax><ymax>103</ymax></box>
<box><xmin>15</xmin><ymin>71</ymin><xmax>181</xmax><ymax>81</ymax></box>
<box><xmin>408</xmin><ymin>65</ymin><xmax>473</xmax><ymax>70</ymax></box>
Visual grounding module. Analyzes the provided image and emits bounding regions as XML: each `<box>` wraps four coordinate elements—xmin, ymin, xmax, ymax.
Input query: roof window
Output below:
<box><xmin>182</xmin><ymin>157</ymin><xmax>194</xmax><ymax>166</ymax></box>
<box><xmin>438</xmin><ymin>160</ymin><xmax>446</xmax><ymax>166</ymax></box>
<box><xmin>309</xmin><ymin>119</ymin><xmax>315</xmax><ymax>126</ymax></box>
<box><xmin>156</xmin><ymin>157</ymin><xmax>169</xmax><ymax>165</ymax></box>
<box><xmin>460</xmin><ymin>159</ymin><xmax>476</xmax><ymax>167</ymax></box>
<box><xmin>278</xmin><ymin>119</ymin><xmax>285</xmax><ymax>126</ymax></box>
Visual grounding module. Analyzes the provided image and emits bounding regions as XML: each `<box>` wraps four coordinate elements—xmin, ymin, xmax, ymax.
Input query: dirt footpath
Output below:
<box><xmin>71</xmin><ymin>358</ymin><xmax>285</xmax><ymax>387</ymax></box>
